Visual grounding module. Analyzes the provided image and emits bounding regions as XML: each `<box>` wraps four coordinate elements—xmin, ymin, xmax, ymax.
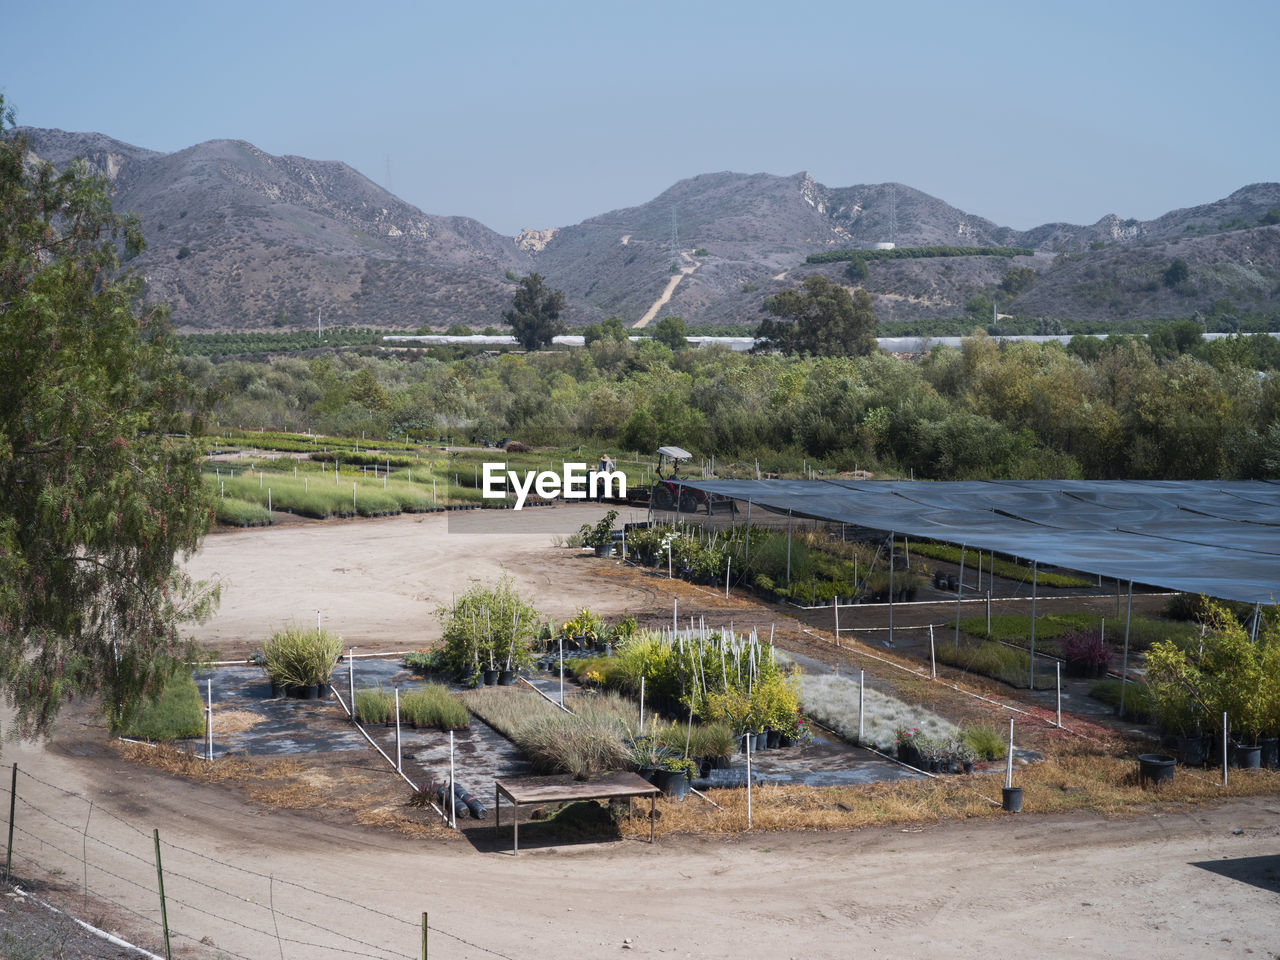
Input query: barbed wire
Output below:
<box><xmin>8</xmin><ymin>763</ymin><xmax>518</xmax><ymax>958</ymax></box>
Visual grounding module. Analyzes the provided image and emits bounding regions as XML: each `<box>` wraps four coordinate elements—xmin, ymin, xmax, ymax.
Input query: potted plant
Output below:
<box><xmin>562</xmin><ymin>608</ymin><xmax>603</xmax><ymax>651</ymax></box>
<box><xmin>1059</xmin><ymin>629</ymin><xmax>1113</xmax><ymax>679</ymax></box>
<box><xmin>653</xmin><ymin>755</ymin><xmax>697</xmax><ymax>800</ymax></box>
<box><xmin>895</xmin><ymin>725</ymin><xmax>922</xmax><ymax>767</ymax></box>
<box><xmin>437</xmin><ymin>577</ymin><xmax>540</xmax><ymax>686</ymax></box>
<box><xmin>949</xmin><ymin>740</ymin><xmax>978</xmax><ymax>774</ymax></box>
<box><xmin>915</xmin><ymin>735</ymin><xmax>944</xmax><ymax>773</ymax></box>
<box><xmin>579</xmin><ymin>509</ymin><xmax>619</xmax><ymax>557</ymax></box>
<box><xmin>263</xmin><ymin>625</ymin><xmax>342</xmax><ymax>700</ymax></box>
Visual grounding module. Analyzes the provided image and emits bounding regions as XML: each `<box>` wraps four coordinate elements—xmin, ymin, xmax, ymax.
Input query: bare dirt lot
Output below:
<box><xmin>8</xmin><ymin>507</ymin><xmax>1280</xmax><ymax>960</ymax></box>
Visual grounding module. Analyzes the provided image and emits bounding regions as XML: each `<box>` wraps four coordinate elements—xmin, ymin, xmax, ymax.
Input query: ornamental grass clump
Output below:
<box><xmin>399</xmin><ymin>684</ymin><xmax>469</xmax><ymax>729</ymax></box>
<box><xmin>798</xmin><ymin>673</ymin><xmax>958</xmax><ymax>751</ymax></box>
<box><xmin>263</xmin><ymin>626</ymin><xmax>342</xmax><ymax>687</ymax></box>
<box><xmin>355</xmin><ymin>686</ymin><xmax>394</xmax><ymax>724</ymax></box>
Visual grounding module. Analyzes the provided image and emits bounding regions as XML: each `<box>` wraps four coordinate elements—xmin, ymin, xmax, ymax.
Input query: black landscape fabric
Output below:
<box><xmin>670</xmin><ymin>479</ymin><xmax>1280</xmax><ymax>605</ymax></box>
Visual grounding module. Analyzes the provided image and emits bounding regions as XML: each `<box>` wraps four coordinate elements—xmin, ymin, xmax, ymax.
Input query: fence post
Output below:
<box><xmin>5</xmin><ymin>763</ymin><xmax>15</xmax><ymax>882</ymax></box>
<box><xmin>153</xmin><ymin>829</ymin><xmax>173</xmax><ymax>960</ymax></box>
<box><xmin>857</xmin><ymin>670</ymin><xmax>865</xmax><ymax>744</ymax></box>
<box><xmin>422</xmin><ymin>911</ymin><xmax>429</xmax><ymax>960</ymax></box>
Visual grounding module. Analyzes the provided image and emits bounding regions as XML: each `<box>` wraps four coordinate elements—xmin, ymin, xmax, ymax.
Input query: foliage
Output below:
<box><xmin>652</xmin><ymin>316</ymin><xmax>689</xmax><ymax>351</ymax></box>
<box><xmin>398</xmin><ymin>684</ymin><xmax>469</xmax><ymax>729</ymax></box>
<box><xmin>561</xmin><ymin>607</ymin><xmax>604</xmax><ymax>643</ymax></box>
<box><xmin>934</xmin><ymin>638</ymin><xmax>1041</xmax><ymax>689</ymax></box>
<box><xmin>437</xmin><ymin>577</ymin><xmax>540</xmax><ymax>678</ymax></box>
<box><xmin>800</xmin><ymin>675</ymin><xmax>958</xmax><ymax>751</ymax></box>
<box><xmin>262</xmin><ymin>626</ymin><xmax>341</xmax><ymax>686</ymax></box>
<box><xmin>214</xmin><ymin>496</ymin><xmax>273</xmax><ymax>527</ymax></box>
<box><xmin>1058</xmin><ymin>629</ymin><xmax>1113</xmax><ymax>669</ymax></box>
<box><xmin>1088</xmin><ymin>677</ymin><xmax>1156</xmax><ymax>723</ymax></box>
<box><xmin>112</xmin><ymin>669</ymin><xmax>205</xmax><ymax>740</ymax></box>
<box><xmin>912</xmin><ymin>543</ymin><xmax>1091</xmax><ymax>588</ymax></box>
<box><xmin>578</xmin><ymin>509</ymin><xmax>618</xmax><ymax>548</ymax></box>
<box><xmin>503</xmin><ymin>273</ymin><xmax>567</xmax><ymax>350</ymax></box>
<box><xmin>961</xmin><ymin>723</ymin><xmax>1007</xmax><ymax>761</ymax></box>
<box><xmin>0</xmin><ymin>97</ymin><xmax>219</xmax><ymax>741</ymax></box>
<box><xmin>583</xmin><ymin>315</ymin><xmax>629</xmax><ymax>346</ymax></box>
<box><xmin>754</xmin><ymin>275</ymin><xmax>877</xmax><ymax>357</ymax></box>
<box><xmin>355</xmin><ymin>685</ymin><xmax>395</xmax><ymax>724</ymax></box>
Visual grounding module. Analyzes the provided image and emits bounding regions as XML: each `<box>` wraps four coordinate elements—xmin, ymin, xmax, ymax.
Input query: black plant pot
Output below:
<box><xmin>1001</xmin><ymin>786</ymin><xmax>1023</xmax><ymax>812</ymax></box>
<box><xmin>1233</xmin><ymin>744</ymin><xmax>1262</xmax><ymax>769</ymax></box>
<box><xmin>754</xmin><ymin>732</ymin><xmax>769</xmax><ymax>751</ymax></box>
<box><xmin>269</xmin><ymin>679</ymin><xmax>284</xmax><ymax>699</ymax></box>
<box><xmin>483</xmin><ymin>668</ymin><xmax>498</xmax><ymax>686</ymax></box>
<box><xmin>316</xmin><ymin>682</ymin><xmax>331</xmax><ymax>699</ymax></box>
<box><xmin>778</xmin><ymin>735</ymin><xmax>796</xmax><ymax>748</ymax></box>
<box><xmin>1259</xmin><ymin>737</ymin><xmax>1280</xmax><ymax>770</ymax></box>
<box><xmin>497</xmin><ymin>669</ymin><xmax>515</xmax><ymax>686</ymax></box>
<box><xmin>1175</xmin><ymin>733</ymin><xmax>1207</xmax><ymax>767</ymax></box>
<box><xmin>1138</xmin><ymin>753</ymin><xmax>1176</xmax><ymax>787</ymax></box>
<box><xmin>767</xmin><ymin>729</ymin><xmax>781</xmax><ymax>749</ymax></box>
<box><xmin>303</xmin><ymin>683</ymin><xmax>319</xmax><ymax>700</ymax></box>
<box><xmin>712</xmin><ymin>754</ymin><xmax>731</xmax><ymax>769</ymax></box>
<box><xmin>962</xmin><ymin>761</ymin><xmax>974</xmax><ymax>775</ymax></box>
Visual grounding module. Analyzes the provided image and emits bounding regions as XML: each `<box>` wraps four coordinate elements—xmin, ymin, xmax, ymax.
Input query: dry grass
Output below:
<box><xmin>616</xmin><ymin>741</ymin><xmax>1280</xmax><ymax>838</ymax></box>
<box><xmin>211</xmin><ymin>710</ymin><xmax>265</xmax><ymax>734</ymax></box>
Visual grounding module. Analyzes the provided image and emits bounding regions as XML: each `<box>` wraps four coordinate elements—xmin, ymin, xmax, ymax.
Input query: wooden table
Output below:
<box><xmin>494</xmin><ymin>772</ymin><xmax>660</xmax><ymax>853</ymax></box>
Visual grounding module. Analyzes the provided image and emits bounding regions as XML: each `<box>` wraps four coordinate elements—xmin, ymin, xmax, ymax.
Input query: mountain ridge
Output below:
<box><xmin>17</xmin><ymin>125</ymin><xmax>1280</xmax><ymax>331</ymax></box>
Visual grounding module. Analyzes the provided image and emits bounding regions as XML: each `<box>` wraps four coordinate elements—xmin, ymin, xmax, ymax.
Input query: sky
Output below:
<box><xmin>5</xmin><ymin>0</ymin><xmax>1278</xmax><ymax>237</ymax></box>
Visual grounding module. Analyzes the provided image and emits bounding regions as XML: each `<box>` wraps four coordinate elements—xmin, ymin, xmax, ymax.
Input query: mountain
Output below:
<box><xmin>17</xmin><ymin>127</ymin><xmax>1280</xmax><ymax>331</ymax></box>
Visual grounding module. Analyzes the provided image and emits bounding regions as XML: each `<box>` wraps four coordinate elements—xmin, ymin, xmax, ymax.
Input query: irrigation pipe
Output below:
<box><xmin>201</xmin><ymin>650</ymin><xmax>416</xmax><ymax>668</ymax></box>
<box><xmin>517</xmin><ymin>676</ymin><xmax>573</xmax><ymax>713</ymax></box>
<box><xmin>12</xmin><ymin>884</ymin><xmax>166</xmax><ymax>960</ymax></box>
<box><xmin>329</xmin><ymin>686</ymin><xmax>448</xmax><ymax>823</ymax></box>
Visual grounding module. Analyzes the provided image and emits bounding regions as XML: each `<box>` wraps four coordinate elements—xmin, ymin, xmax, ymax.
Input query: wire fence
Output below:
<box><xmin>1</xmin><ymin>765</ymin><xmax>517</xmax><ymax>960</ymax></box>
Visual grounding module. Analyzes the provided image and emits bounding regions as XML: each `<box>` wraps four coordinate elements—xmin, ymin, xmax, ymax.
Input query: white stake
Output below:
<box><xmin>745</xmin><ymin>732</ymin><xmax>753</xmax><ymax>830</ymax></box>
<box><xmin>929</xmin><ymin>625</ymin><xmax>936</xmax><ymax>679</ymax></box>
<box><xmin>1223</xmin><ymin>712</ymin><xmax>1229</xmax><ymax>787</ymax></box>
<box><xmin>639</xmin><ymin>676</ymin><xmax>645</xmax><ymax>735</ymax></box>
<box><xmin>834</xmin><ymin>596</ymin><xmax>840</xmax><ymax>646</ymax></box>
<box><xmin>348</xmin><ymin>648</ymin><xmax>356</xmax><ymax>721</ymax></box>
<box><xmin>1056</xmin><ymin>662</ymin><xmax>1063</xmax><ymax>728</ymax></box>
<box><xmin>725</xmin><ymin>558</ymin><xmax>731</xmax><ymax>599</ymax></box>
<box><xmin>395</xmin><ymin>688</ymin><xmax>402</xmax><ymax>772</ymax></box>
<box><xmin>206</xmin><ymin>679</ymin><xmax>213</xmax><ymax>762</ymax></box>
<box><xmin>858</xmin><ymin>669</ymin><xmax>865</xmax><ymax>744</ymax></box>
<box><xmin>449</xmin><ymin>730</ymin><xmax>457</xmax><ymax>829</ymax></box>
<box><xmin>558</xmin><ymin>636</ymin><xmax>565</xmax><ymax>706</ymax></box>
<box><xmin>1005</xmin><ymin>718</ymin><xmax>1015</xmax><ymax>789</ymax></box>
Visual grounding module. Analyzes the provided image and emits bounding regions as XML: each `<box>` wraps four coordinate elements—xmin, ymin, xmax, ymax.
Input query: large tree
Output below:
<box><xmin>754</xmin><ymin>275</ymin><xmax>878</xmax><ymax>356</ymax></box>
<box><xmin>502</xmin><ymin>273</ymin><xmax>566</xmax><ymax>350</ymax></box>
<box><xmin>0</xmin><ymin>97</ymin><xmax>216</xmax><ymax>742</ymax></box>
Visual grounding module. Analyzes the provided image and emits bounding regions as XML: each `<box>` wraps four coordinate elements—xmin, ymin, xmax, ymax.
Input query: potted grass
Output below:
<box><xmin>263</xmin><ymin>626</ymin><xmax>342</xmax><ymax>700</ymax></box>
<box><xmin>580</xmin><ymin>509</ymin><xmax>619</xmax><ymax>558</ymax></box>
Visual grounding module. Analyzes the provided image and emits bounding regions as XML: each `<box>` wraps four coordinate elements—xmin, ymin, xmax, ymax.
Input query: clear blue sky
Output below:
<box><xmin>5</xmin><ymin>0</ymin><xmax>1277</xmax><ymax>236</ymax></box>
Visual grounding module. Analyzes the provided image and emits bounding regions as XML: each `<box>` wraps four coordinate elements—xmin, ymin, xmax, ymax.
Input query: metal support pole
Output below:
<box><xmin>745</xmin><ymin>733</ymin><xmax>752</xmax><ymax>829</ymax></box>
<box><xmin>1120</xmin><ymin>581</ymin><xmax>1133</xmax><ymax>717</ymax></box>
<box><xmin>785</xmin><ymin>511</ymin><xmax>793</xmax><ymax>590</ymax></box>
<box><xmin>558</xmin><ymin>636</ymin><xmax>565</xmax><ymax>706</ymax></box>
<box><xmin>955</xmin><ymin>544</ymin><xmax>966</xmax><ymax>649</ymax></box>
<box><xmin>5</xmin><ymin>764</ymin><xmax>15</xmax><ymax>882</ymax></box>
<box><xmin>833</xmin><ymin>596</ymin><xmax>840</xmax><ymax>646</ymax></box>
<box><xmin>888</xmin><ymin>531</ymin><xmax>895</xmax><ymax>645</ymax></box>
<box><xmin>987</xmin><ymin>591</ymin><xmax>991</xmax><ymax>635</ymax></box>
<box><xmin>930</xmin><ymin>625</ymin><xmax>936</xmax><ymax>679</ymax></box>
<box><xmin>154</xmin><ymin>830</ymin><xmax>173</xmax><ymax>960</ymax></box>
<box><xmin>744</xmin><ymin>500</ymin><xmax>752</xmax><ymax>570</ymax></box>
<box><xmin>348</xmin><ymin>648</ymin><xmax>356</xmax><ymax>720</ymax></box>
<box><xmin>857</xmin><ymin>670</ymin><xmax>865</xmax><ymax>743</ymax></box>
<box><xmin>1029</xmin><ymin>561</ymin><xmax>1038</xmax><ymax>690</ymax></box>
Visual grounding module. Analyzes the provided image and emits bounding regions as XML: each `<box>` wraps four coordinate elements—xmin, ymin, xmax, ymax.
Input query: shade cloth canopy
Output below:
<box><xmin>670</xmin><ymin>479</ymin><xmax>1280</xmax><ymax>605</ymax></box>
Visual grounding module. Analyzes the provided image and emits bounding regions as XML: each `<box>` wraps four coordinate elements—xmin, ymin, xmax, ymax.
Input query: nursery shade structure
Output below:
<box><xmin>667</xmin><ymin>479</ymin><xmax>1280</xmax><ymax>605</ymax></box>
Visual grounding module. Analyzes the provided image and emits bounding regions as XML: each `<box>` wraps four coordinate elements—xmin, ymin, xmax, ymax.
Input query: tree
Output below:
<box><xmin>583</xmin><ymin>315</ymin><xmax>628</xmax><ymax>346</ymax></box>
<box><xmin>0</xmin><ymin>97</ymin><xmax>216</xmax><ymax>742</ymax></box>
<box><xmin>652</xmin><ymin>315</ymin><xmax>689</xmax><ymax>351</ymax></box>
<box><xmin>754</xmin><ymin>276</ymin><xmax>877</xmax><ymax>356</ymax></box>
<box><xmin>502</xmin><ymin>273</ymin><xmax>566</xmax><ymax>350</ymax></box>
<box><xmin>1163</xmin><ymin>257</ymin><xmax>1190</xmax><ymax>288</ymax></box>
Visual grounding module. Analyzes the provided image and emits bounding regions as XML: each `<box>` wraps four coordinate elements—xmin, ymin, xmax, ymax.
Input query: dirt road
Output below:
<box><xmin>8</xmin><ymin>508</ymin><xmax>1280</xmax><ymax>958</ymax></box>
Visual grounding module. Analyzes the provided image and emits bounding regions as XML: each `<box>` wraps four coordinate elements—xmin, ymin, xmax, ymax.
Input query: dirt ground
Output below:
<box><xmin>8</xmin><ymin>506</ymin><xmax>1280</xmax><ymax>959</ymax></box>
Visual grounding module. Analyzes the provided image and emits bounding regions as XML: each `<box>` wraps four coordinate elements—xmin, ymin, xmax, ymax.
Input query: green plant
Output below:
<box><xmin>561</xmin><ymin>607</ymin><xmax>604</xmax><ymax>644</ymax></box>
<box><xmin>263</xmin><ymin>626</ymin><xmax>342</xmax><ymax>686</ymax></box>
<box><xmin>579</xmin><ymin>509</ymin><xmax>619</xmax><ymax>548</ymax></box>
<box><xmin>355</xmin><ymin>686</ymin><xmax>394</xmax><ymax>724</ymax></box>
<box><xmin>398</xmin><ymin>684</ymin><xmax>469</xmax><ymax>729</ymax></box>
<box><xmin>961</xmin><ymin>723</ymin><xmax>1007</xmax><ymax>761</ymax></box>
<box><xmin>437</xmin><ymin>577</ymin><xmax>540</xmax><ymax>678</ymax></box>
<box><xmin>112</xmin><ymin>669</ymin><xmax>205</xmax><ymax>740</ymax></box>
